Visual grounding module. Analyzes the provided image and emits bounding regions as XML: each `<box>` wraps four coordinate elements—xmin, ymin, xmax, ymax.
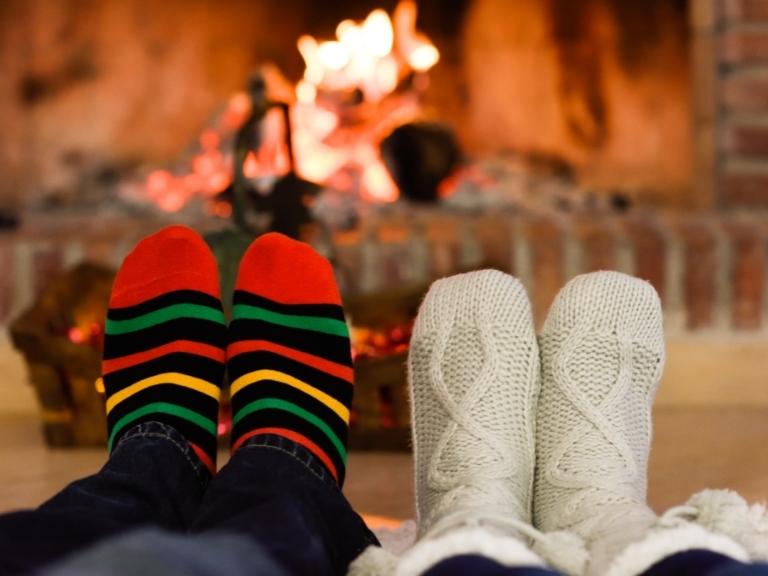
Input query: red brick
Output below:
<box><xmin>624</xmin><ymin>218</ymin><xmax>666</xmax><ymax>302</ymax></box>
<box><xmin>471</xmin><ymin>215</ymin><xmax>513</xmax><ymax>273</ymax></box>
<box><xmin>376</xmin><ymin>222</ymin><xmax>412</xmax><ymax>285</ymax></box>
<box><xmin>680</xmin><ymin>221</ymin><xmax>717</xmax><ymax>330</ymax></box>
<box><xmin>331</xmin><ymin>229</ymin><xmax>364</xmax><ymax>294</ymax></box>
<box><xmin>426</xmin><ymin>217</ymin><xmax>460</xmax><ymax>279</ymax></box>
<box><xmin>34</xmin><ymin>245</ymin><xmax>64</xmax><ymax>299</ymax></box>
<box><xmin>722</xmin><ymin>30</ymin><xmax>768</xmax><ymax>63</ymax></box>
<box><xmin>722</xmin><ymin>121</ymin><xmax>768</xmax><ymax>156</ymax></box>
<box><xmin>722</xmin><ymin>72</ymin><xmax>768</xmax><ymax>113</ymax></box>
<box><xmin>721</xmin><ymin>165</ymin><xmax>768</xmax><ymax>206</ymax></box>
<box><xmin>575</xmin><ymin>219</ymin><xmax>616</xmax><ymax>272</ymax></box>
<box><xmin>380</xmin><ymin>241</ymin><xmax>410</xmax><ymax>286</ymax></box>
<box><xmin>727</xmin><ymin>222</ymin><xmax>764</xmax><ymax>329</ymax></box>
<box><xmin>526</xmin><ymin>217</ymin><xmax>564</xmax><ymax>327</ymax></box>
<box><xmin>723</xmin><ymin>0</ymin><xmax>768</xmax><ymax>21</ymax></box>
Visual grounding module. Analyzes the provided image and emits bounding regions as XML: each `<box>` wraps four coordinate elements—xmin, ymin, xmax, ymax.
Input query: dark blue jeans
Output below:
<box><xmin>0</xmin><ymin>422</ymin><xmax>377</xmax><ymax>576</ymax></box>
<box><xmin>424</xmin><ymin>551</ymin><xmax>768</xmax><ymax>576</ymax></box>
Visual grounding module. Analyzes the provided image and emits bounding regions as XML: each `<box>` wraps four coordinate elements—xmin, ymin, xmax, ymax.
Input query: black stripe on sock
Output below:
<box><xmin>104</xmin><ymin>354</ymin><xmax>224</xmax><ymax>394</ymax></box>
<box><xmin>103</xmin><ymin>319</ymin><xmax>227</xmax><ymax>359</ymax></box>
<box><xmin>108</xmin><ymin>290</ymin><xmax>223</xmax><ymax>320</ymax></box>
<box><xmin>228</xmin><ymin>319</ymin><xmax>351</xmax><ymax>366</ymax></box>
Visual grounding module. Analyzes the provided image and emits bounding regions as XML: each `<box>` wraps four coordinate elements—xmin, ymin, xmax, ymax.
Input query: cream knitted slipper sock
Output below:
<box><xmin>534</xmin><ymin>271</ymin><xmax>747</xmax><ymax>576</ymax></box>
<box><xmin>402</xmin><ymin>270</ymin><xmax>545</xmax><ymax>575</ymax></box>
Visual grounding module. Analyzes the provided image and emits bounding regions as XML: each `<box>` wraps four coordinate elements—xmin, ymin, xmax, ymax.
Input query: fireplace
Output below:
<box><xmin>1</xmin><ymin>0</ymin><xmax>709</xmax><ymax>212</ymax></box>
<box><xmin>3</xmin><ymin>0</ymin><xmax>767</xmax><ymax>326</ymax></box>
<box><xmin>5</xmin><ymin>1</ymin><xmax>768</xmax><ymax>448</ymax></box>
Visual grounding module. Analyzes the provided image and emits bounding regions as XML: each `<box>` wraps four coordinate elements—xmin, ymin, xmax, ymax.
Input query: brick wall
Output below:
<box><xmin>329</xmin><ymin>209</ymin><xmax>768</xmax><ymax>333</ymax></box>
<box><xmin>5</xmin><ymin>211</ymin><xmax>765</xmax><ymax>335</ymax></box>
<box><xmin>696</xmin><ymin>0</ymin><xmax>768</xmax><ymax>207</ymax></box>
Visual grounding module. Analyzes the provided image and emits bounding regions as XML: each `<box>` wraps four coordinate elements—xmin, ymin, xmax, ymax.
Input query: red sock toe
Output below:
<box><xmin>228</xmin><ymin>232</ymin><xmax>353</xmax><ymax>485</ymax></box>
<box><xmin>234</xmin><ymin>232</ymin><xmax>342</xmax><ymax>306</ymax></box>
<box><xmin>110</xmin><ymin>225</ymin><xmax>221</xmax><ymax>308</ymax></box>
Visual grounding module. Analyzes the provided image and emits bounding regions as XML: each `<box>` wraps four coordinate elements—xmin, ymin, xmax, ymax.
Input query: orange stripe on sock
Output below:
<box><xmin>231</xmin><ymin>427</ymin><xmax>338</xmax><ymax>482</ymax></box>
<box><xmin>102</xmin><ymin>341</ymin><xmax>225</xmax><ymax>375</ymax></box>
<box><xmin>227</xmin><ymin>340</ymin><xmax>353</xmax><ymax>383</ymax></box>
<box><xmin>189</xmin><ymin>441</ymin><xmax>216</xmax><ymax>476</ymax></box>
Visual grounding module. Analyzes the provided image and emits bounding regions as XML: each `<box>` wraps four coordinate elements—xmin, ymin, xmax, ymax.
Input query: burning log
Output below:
<box><xmin>134</xmin><ymin>1</ymin><xmax>441</xmax><ymax>217</ymax></box>
<box><xmin>380</xmin><ymin>122</ymin><xmax>461</xmax><ymax>204</ymax></box>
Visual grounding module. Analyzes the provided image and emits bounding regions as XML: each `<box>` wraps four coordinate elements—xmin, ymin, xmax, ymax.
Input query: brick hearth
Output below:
<box><xmin>4</xmin><ymin>209</ymin><xmax>768</xmax><ymax>335</ymax></box>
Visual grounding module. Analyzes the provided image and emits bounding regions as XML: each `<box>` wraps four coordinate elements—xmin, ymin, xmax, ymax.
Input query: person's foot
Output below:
<box><xmin>102</xmin><ymin>225</ymin><xmax>227</xmax><ymax>475</ymax></box>
<box><xmin>534</xmin><ymin>271</ymin><xmax>745</xmax><ymax>576</ymax></box>
<box><xmin>227</xmin><ymin>233</ymin><xmax>353</xmax><ymax>486</ymax></box>
<box><xmin>401</xmin><ymin>270</ymin><xmax>545</xmax><ymax>573</ymax></box>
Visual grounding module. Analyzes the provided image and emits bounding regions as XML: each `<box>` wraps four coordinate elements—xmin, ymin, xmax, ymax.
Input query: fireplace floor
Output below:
<box><xmin>0</xmin><ymin>341</ymin><xmax>767</xmax><ymax>531</ymax></box>
<box><xmin>1</xmin><ymin>408</ymin><xmax>766</xmax><ymax>528</ymax></box>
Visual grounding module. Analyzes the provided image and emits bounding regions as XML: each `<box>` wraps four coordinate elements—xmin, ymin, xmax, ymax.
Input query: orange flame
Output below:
<box><xmin>141</xmin><ymin>1</ymin><xmax>439</xmax><ymax>211</ymax></box>
<box><xmin>293</xmin><ymin>1</ymin><xmax>439</xmax><ymax>203</ymax></box>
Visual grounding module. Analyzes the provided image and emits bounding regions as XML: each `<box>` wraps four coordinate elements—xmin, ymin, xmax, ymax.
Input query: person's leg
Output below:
<box><xmin>424</xmin><ymin>555</ymin><xmax>561</xmax><ymax>576</ymax></box>
<box><xmin>0</xmin><ymin>424</ymin><xmax>208</xmax><ymax>575</ymax></box>
<box><xmin>356</xmin><ymin>271</ymin><xmax>549</xmax><ymax>575</ymax></box>
<box><xmin>40</xmin><ymin>527</ymin><xmax>290</xmax><ymax>576</ymax></box>
<box><xmin>533</xmin><ymin>272</ymin><xmax>749</xmax><ymax>576</ymax></box>
<box><xmin>0</xmin><ymin>226</ymin><xmax>227</xmax><ymax>574</ymax></box>
<box><xmin>641</xmin><ymin>549</ymin><xmax>768</xmax><ymax>576</ymax></box>
<box><xmin>190</xmin><ymin>233</ymin><xmax>377</xmax><ymax>576</ymax></box>
<box><xmin>191</xmin><ymin>434</ymin><xmax>377</xmax><ymax>576</ymax></box>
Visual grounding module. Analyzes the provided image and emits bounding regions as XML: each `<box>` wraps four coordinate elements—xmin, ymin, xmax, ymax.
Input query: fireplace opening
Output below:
<box><xmin>6</xmin><ymin>0</ymin><xmax>768</xmax><ymax>457</ymax></box>
<box><xmin>1</xmin><ymin>0</ymin><xmax>697</xmax><ymax>220</ymax></box>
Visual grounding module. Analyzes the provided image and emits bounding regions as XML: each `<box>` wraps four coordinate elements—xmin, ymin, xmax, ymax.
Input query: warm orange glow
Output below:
<box><xmin>362</xmin><ymin>9</ymin><xmax>394</xmax><ymax>58</ymax></box>
<box><xmin>243</xmin><ymin>151</ymin><xmax>260</xmax><ymax>179</ymax></box>
<box><xmin>394</xmin><ymin>1</ymin><xmax>439</xmax><ymax>73</ymax></box>
<box><xmin>362</xmin><ymin>160</ymin><xmax>399</xmax><ymax>203</ymax></box>
<box><xmin>222</xmin><ymin>92</ymin><xmax>252</xmax><ymax>129</ymax></box>
<box><xmin>295</xmin><ymin>80</ymin><xmax>316</xmax><ymax>104</ymax></box>
<box><xmin>200</xmin><ymin>130</ymin><xmax>220</xmax><ymax>151</ymax></box>
<box><xmin>292</xmin><ymin>1</ymin><xmax>439</xmax><ymax>203</ymax></box>
<box><xmin>140</xmin><ymin>1</ymin><xmax>439</xmax><ymax>214</ymax></box>
<box><xmin>408</xmin><ymin>43</ymin><xmax>440</xmax><ymax>72</ymax></box>
<box><xmin>318</xmin><ymin>41</ymin><xmax>350</xmax><ymax>71</ymax></box>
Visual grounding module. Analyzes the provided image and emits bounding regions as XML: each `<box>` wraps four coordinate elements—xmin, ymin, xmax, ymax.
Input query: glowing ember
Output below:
<box><xmin>138</xmin><ymin>1</ymin><xmax>439</xmax><ymax>214</ymax></box>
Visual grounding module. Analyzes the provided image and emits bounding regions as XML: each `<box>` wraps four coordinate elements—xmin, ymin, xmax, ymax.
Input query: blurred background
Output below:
<box><xmin>0</xmin><ymin>0</ymin><xmax>766</xmax><ymax>524</ymax></box>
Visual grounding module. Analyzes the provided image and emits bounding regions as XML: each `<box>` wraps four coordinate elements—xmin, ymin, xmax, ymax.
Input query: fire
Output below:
<box><xmin>297</xmin><ymin>3</ymin><xmax>437</xmax><ymax>101</ymax></box>
<box><xmin>293</xmin><ymin>1</ymin><xmax>438</xmax><ymax>203</ymax></box>
<box><xmin>138</xmin><ymin>1</ymin><xmax>439</xmax><ymax>213</ymax></box>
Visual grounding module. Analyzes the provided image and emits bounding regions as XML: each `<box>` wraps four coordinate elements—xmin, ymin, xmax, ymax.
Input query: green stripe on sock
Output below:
<box><xmin>108</xmin><ymin>402</ymin><xmax>217</xmax><ymax>451</ymax></box>
<box><xmin>233</xmin><ymin>397</ymin><xmax>347</xmax><ymax>463</ymax></box>
<box><xmin>106</xmin><ymin>303</ymin><xmax>226</xmax><ymax>335</ymax></box>
<box><xmin>232</xmin><ymin>304</ymin><xmax>349</xmax><ymax>337</ymax></box>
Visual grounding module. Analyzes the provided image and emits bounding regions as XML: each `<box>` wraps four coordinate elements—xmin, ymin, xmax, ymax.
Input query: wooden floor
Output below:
<box><xmin>1</xmin><ymin>406</ymin><xmax>766</xmax><ymax>521</ymax></box>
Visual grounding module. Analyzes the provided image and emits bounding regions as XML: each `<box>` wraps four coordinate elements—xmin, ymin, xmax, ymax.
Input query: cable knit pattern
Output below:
<box><xmin>409</xmin><ymin>270</ymin><xmax>540</xmax><ymax>543</ymax></box>
<box><xmin>535</xmin><ymin>271</ymin><xmax>665</xmax><ymax>539</ymax></box>
<box><xmin>534</xmin><ymin>272</ymin><xmax>748</xmax><ymax>576</ymax></box>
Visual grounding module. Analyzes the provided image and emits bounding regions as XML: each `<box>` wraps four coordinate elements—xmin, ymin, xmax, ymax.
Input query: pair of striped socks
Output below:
<box><xmin>102</xmin><ymin>226</ymin><xmax>353</xmax><ymax>485</ymax></box>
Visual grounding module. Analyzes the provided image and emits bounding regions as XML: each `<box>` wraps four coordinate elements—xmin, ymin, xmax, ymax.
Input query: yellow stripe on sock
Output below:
<box><xmin>230</xmin><ymin>369</ymin><xmax>350</xmax><ymax>423</ymax></box>
<box><xmin>106</xmin><ymin>372</ymin><xmax>220</xmax><ymax>415</ymax></box>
